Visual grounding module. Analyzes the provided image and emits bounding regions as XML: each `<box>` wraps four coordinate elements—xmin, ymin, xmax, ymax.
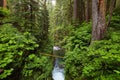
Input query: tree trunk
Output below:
<box><xmin>91</xmin><ymin>0</ymin><xmax>106</xmax><ymax>41</ymax></box>
<box><xmin>107</xmin><ymin>0</ymin><xmax>116</xmax><ymax>27</ymax></box>
<box><xmin>85</xmin><ymin>0</ymin><xmax>92</xmax><ymax>22</ymax></box>
<box><xmin>43</xmin><ymin>0</ymin><xmax>49</xmax><ymax>40</ymax></box>
<box><xmin>0</xmin><ymin>0</ymin><xmax>6</xmax><ymax>7</ymax></box>
<box><xmin>80</xmin><ymin>0</ymin><xmax>85</xmax><ymax>22</ymax></box>
<box><xmin>3</xmin><ymin>0</ymin><xmax>6</xmax><ymax>8</ymax></box>
<box><xmin>73</xmin><ymin>0</ymin><xmax>79</xmax><ymax>21</ymax></box>
<box><xmin>0</xmin><ymin>0</ymin><xmax>4</xmax><ymax>7</ymax></box>
<box><xmin>73</xmin><ymin>0</ymin><xmax>85</xmax><ymax>24</ymax></box>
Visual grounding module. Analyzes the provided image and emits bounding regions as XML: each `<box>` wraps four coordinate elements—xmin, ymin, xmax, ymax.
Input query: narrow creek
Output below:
<box><xmin>52</xmin><ymin>46</ymin><xmax>65</xmax><ymax>80</ymax></box>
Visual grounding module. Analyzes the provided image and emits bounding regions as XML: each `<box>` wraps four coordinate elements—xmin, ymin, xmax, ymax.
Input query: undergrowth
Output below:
<box><xmin>64</xmin><ymin>13</ymin><xmax>120</xmax><ymax>80</ymax></box>
<box><xmin>0</xmin><ymin>24</ymin><xmax>53</xmax><ymax>80</ymax></box>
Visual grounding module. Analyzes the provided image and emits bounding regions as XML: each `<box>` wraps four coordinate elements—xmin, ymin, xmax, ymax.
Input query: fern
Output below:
<box><xmin>0</xmin><ymin>24</ymin><xmax>38</xmax><ymax>79</ymax></box>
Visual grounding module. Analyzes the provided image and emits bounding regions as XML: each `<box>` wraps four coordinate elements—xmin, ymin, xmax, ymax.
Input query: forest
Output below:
<box><xmin>0</xmin><ymin>0</ymin><xmax>120</xmax><ymax>80</ymax></box>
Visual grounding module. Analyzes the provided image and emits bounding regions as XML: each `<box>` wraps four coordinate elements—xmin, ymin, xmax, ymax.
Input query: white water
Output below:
<box><xmin>52</xmin><ymin>59</ymin><xmax>64</xmax><ymax>80</ymax></box>
<box><xmin>52</xmin><ymin>46</ymin><xmax>65</xmax><ymax>80</ymax></box>
<box><xmin>53</xmin><ymin>46</ymin><xmax>61</xmax><ymax>50</ymax></box>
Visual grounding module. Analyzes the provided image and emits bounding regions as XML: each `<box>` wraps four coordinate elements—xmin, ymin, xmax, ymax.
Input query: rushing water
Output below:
<box><xmin>52</xmin><ymin>46</ymin><xmax>65</xmax><ymax>80</ymax></box>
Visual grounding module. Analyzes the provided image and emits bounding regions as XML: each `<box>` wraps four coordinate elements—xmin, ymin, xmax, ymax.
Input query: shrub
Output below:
<box><xmin>64</xmin><ymin>22</ymin><xmax>91</xmax><ymax>80</ymax></box>
<box><xmin>0</xmin><ymin>7</ymin><xmax>10</xmax><ymax>17</ymax></box>
<box><xmin>64</xmin><ymin>21</ymin><xmax>120</xmax><ymax>80</ymax></box>
<box><xmin>22</xmin><ymin>54</ymin><xmax>53</xmax><ymax>80</ymax></box>
<box><xmin>0</xmin><ymin>24</ymin><xmax>38</xmax><ymax>79</ymax></box>
<box><xmin>110</xmin><ymin>7</ymin><xmax>120</xmax><ymax>29</ymax></box>
<box><xmin>82</xmin><ymin>31</ymin><xmax>120</xmax><ymax>80</ymax></box>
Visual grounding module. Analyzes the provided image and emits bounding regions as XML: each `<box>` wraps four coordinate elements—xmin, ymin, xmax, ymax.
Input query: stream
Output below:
<box><xmin>52</xmin><ymin>46</ymin><xmax>65</xmax><ymax>80</ymax></box>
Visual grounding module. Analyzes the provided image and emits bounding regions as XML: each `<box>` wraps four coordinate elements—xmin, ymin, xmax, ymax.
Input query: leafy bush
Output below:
<box><xmin>0</xmin><ymin>24</ymin><xmax>38</xmax><ymax>79</ymax></box>
<box><xmin>0</xmin><ymin>7</ymin><xmax>10</xmax><ymax>17</ymax></box>
<box><xmin>22</xmin><ymin>54</ymin><xmax>53</xmax><ymax>80</ymax></box>
<box><xmin>64</xmin><ymin>21</ymin><xmax>120</xmax><ymax>80</ymax></box>
<box><xmin>64</xmin><ymin>22</ymin><xmax>91</xmax><ymax>80</ymax></box>
<box><xmin>110</xmin><ymin>8</ymin><xmax>120</xmax><ymax>29</ymax></box>
<box><xmin>64</xmin><ymin>22</ymin><xmax>91</xmax><ymax>51</ymax></box>
<box><xmin>82</xmin><ymin>31</ymin><xmax>120</xmax><ymax>80</ymax></box>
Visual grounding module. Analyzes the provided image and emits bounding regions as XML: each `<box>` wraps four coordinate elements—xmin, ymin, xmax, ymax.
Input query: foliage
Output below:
<box><xmin>50</xmin><ymin>0</ymin><xmax>73</xmax><ymax>26</ymax></box>
<box><xmin>64</xmin><ymin>22</ymin><xmax>91</xmax><ymax>50</ymax></box>
<box><xmin>81</xmin><ymin>31</ymin><xmax>120</xmax><ymax>80</ymax></box>
<box><xmin>0</xmin><ymin>24</ymin><xmax>38</xmax><ymax>79</ymax></box>
<box><xmin>2</xmin><ymin>0</ymin><xmax>120</xmax><ymax>80</ymax></box>
<box><xmin>64</xmin><ymin>22</ymin><xmax>91</xmax><ymax>80</ymax></box>
<box><xmin>110</xmin><ymin>7</ymin><xmax>120</xmax><ymax>29</ymax></box>
<box><xmin>52</xmin><ymin>24</ymin><xmax>73</xmax><ymax>46</ymax></box>
<box><xmin>22</xmin><ymin>54</ymin><xmax>53</xmax><ymax>80</ymax></box>
<box><xmin>0</xmin><ymin>7</ymin><xmax>10</xmax><ymax>17</ymax></box>
<box><xmin>49</xmin><ymin>0</ymin><xmax>73</xmax><ymax>45</ymax></box>
<box><xmin>9</xmin><ymin>0</ymin><xmax>51</xmax><ymax>53</ymax></box>
<box><xmin>2</xmin><ymin>1</ymin><xmax>53</xmax><ymax>80</ymax></box>
<box><xmin>64</xmin><ymin>20</ymin><xmax>120</xmax><ymax>80</ymax></box>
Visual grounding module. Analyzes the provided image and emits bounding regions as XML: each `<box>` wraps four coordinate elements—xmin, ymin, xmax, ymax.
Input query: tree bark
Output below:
<box><xmin>107</xmin><ymin>0</ymin><xmax>116</xmax><ymax>27</ymax></box>
<box><xmin>0</xmin><ymin>0</ymin><xmax>6</xmax><ymax>7</ymax></box>
<box><xmin>92</xmin><ymin>0</ymin><xmax>106</xmax><ymax>41</ymax></box>
<box><xmin>3</xmin><ymin>0</ymin><xmax>6</xmax><ymax>8</ymax></box>
<box><xmin>0</xmin><ymin>0</ymin><xmax>4</xmax><ymax>7</ymax></box>
<box><xmin>73</xmin><ymin>0</ymin><xmax>85</xmax><ymax>24</ymax></box>
<box><xmin>73</xmin><ymin>0</ymin><xmax>79</xmax><ymax>21</ymax></box>
<box><xmin>85</xmin><ymin>0</ymin><xmax>92</xmax><ymax>22</ymax></box>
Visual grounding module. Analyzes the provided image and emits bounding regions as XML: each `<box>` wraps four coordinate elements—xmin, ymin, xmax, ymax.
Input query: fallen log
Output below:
<box><xmin>41</xmin><ymin>53</ymin><xmax>64</xmax><ymax>58</ymax></box>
